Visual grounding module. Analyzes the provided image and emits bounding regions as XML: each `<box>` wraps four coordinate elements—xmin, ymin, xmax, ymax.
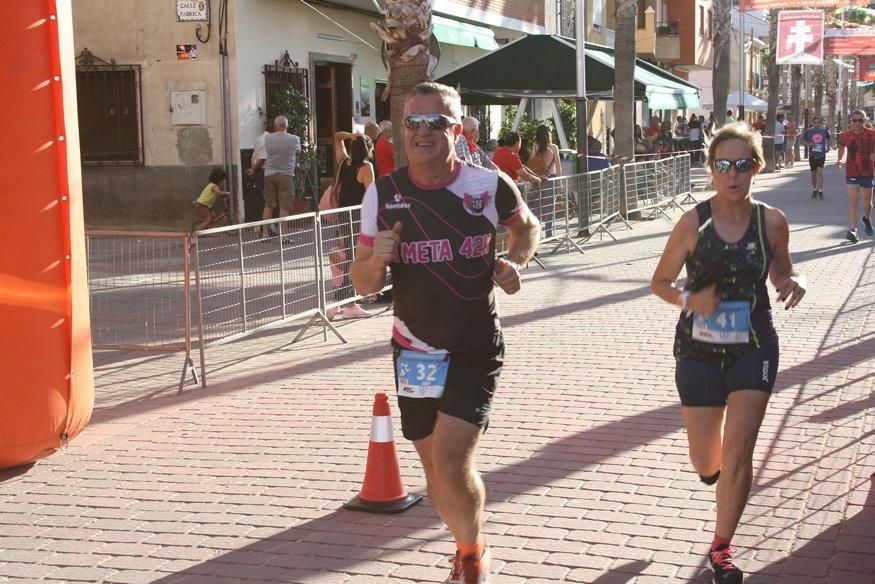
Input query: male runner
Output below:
<box><xmin>801</xmin><ymin>116</ymin><xmax>830</xmax><ymax>199</ymax></box>
<box><xmin>836</xmin><ymin>109</ymin><xmax>875</xmax><ymax>243</ymax></box>
<box><xmin>351</xmin><ymin>82</ymin><xmax>540</xmax><ymax>584</ymax></box>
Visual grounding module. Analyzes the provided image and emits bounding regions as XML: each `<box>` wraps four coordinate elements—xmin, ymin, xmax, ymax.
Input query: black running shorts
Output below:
<box><xmin>809</xmin><ymin>157</ymin><xmax>825</xmax><ymax>171</ymax></box>
<box><xmin>675</xmin><ymin>342</ymin><xmax>779</xmax><ymax>407</ymax></box>
<box><xmin>392</xmin><ymin>333</ymin><xmax>504</xmax><ymax>441</ymax></box>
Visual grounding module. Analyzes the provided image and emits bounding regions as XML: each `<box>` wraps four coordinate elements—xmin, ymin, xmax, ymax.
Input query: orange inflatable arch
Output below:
<box><xmin>0</xmin><ymin>1</ymin><xmax>94</xmax><ymax>469</ymax></box>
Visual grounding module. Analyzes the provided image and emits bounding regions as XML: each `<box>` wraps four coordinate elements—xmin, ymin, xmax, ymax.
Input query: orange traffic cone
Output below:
<box><xmin>344</xmin><ymin>392</ymin><xmax>422</xmax><ymax>514</ymax></box>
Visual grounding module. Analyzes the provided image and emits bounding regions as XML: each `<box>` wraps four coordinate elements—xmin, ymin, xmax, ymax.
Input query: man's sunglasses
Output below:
<box><xmin>713</xmin><ymin>158</ymin><xmax>757</xmax><ymax>174</ymax></box>
<box><xmin>403</xmin><ymin>113</ymin><xmax>458</xmax><ymax>131</ymax></box>
<box><xmin>851</xmin><ymin>118</ymin><xmax>865</xmax><ymax>123</ymax></box>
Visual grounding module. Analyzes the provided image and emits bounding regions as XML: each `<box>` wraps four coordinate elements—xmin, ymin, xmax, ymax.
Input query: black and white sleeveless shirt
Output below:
<box><xmin>359</xmin><ymin>165</ymin><xmax>526</xmax><ymax>353</ymax></box>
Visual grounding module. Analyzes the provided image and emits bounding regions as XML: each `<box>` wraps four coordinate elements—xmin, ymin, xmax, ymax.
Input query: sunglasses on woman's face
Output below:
<box><xmin>851</xmin><ymin>118</ymin><xmax>865</xmax><ymax>123</ymax></box>
<box><xmin>403</xmin><ymin>113</ymin><xmax>458</xmax><ymax>131</ymax></box>
<box><xmin>713</xmin><ymin>158</ymin><xmax>757</xmax><ymax>174</ymax></box>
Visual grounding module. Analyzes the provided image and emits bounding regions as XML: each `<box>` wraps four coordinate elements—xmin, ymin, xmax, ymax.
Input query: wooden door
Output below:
<box><xmin>315</xmin><ymin>62</ymin><xmax>353</xmax><ymax>177</ymax></box>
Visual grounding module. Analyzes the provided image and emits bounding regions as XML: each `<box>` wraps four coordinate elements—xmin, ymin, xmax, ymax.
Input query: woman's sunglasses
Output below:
<box><xmin>713</xmin><ymin>158</ymin><xmax>757</xmax><ymax>174</ymax></box>
<box><xmin>403</xmin><ymin>113</ymin><xmax>458</xmax><ymax>131</ymax></box>
<box><xmin>851</xmin><ymin>118</ymin><xmax>865</xmax><ymax>123</ymax></box>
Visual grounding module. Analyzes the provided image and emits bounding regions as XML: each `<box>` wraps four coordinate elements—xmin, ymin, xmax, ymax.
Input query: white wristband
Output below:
<box><xmin>677</xmin><ymin>291</ymin><xmax>690</xmax><ymax>311</ymax></box>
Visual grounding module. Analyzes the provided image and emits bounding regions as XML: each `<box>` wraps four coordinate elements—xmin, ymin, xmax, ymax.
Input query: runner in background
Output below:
<box><xmin>836</xmin><ymin>109</ymin><xmax>875</xmax><ymax>243</ymax></box>
<box><xmin>651</xmin><ymin>123</ymin><xmax>805</xmax><ymax>584</ymax></box>
<box><xmin>801</xmin><ymin>116</ymin><xmax>830</xmax><ymax>200</ymax></box>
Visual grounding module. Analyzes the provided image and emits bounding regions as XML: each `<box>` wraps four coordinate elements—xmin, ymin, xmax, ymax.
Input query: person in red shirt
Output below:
<box><xmin>836</xmin><ymin>109</ymin><xmax>875</xmax><ymax>243</ymax></box>
<box><xmin>752</xmin><ymin>114</ymin><xmax>766</xmax><ymax>134</ymax></box>
<box><xmin>373</xmin><ymin>120</ymin><xmax>394</xmax><ymax>178</ymax></box>
<box><xmin>492</xmin><ymin>132</ymin><xmax>542</xmax><ymax>185</ymax></box>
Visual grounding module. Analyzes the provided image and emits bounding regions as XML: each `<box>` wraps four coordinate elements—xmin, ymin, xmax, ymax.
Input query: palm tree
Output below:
<box><xmin>613</xmin><ymin>0</ymin><xmax>637</xmax><ymax>164</ymax></box>
<box><xmin>813</xmin><ymin>66</ymin><xmax>824</xmax><ymax>117</ymax></box>
<box><xmin>711</xmin><ymin>0</ymin><xmax>732</xmax><ymax>129</ymax></box>
<box><xmin>826</xmin><ymin>59</ymin><xmax>837</xmax><ymax>145</ymax></box>
<box><xmin>614</xmin><ymin>0</ymin><xmax>637</xmax><ymax>216</ymax></box>
<box><xmin>371</xmin><ymin>0</ymin><xmax>433</xmax><ymax>167</ymax></box>
<box><xmin>764</xmin><ymin>9</ymin><xmax>778</xmax><ymax>173</ymax></box>
<box><xmin>790</xmin><ymin>65</ymin><xmax>801</xmax><ymax>159</ymax></box>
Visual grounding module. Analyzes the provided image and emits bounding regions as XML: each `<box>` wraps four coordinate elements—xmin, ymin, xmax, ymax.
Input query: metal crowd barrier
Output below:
<box><xmin>622</xmin><ymin>153</ymin><xmax>690</xmax><ymax>220</ymax></box>
<box><xmin>318</xmin><ymin>205</ymin><xmax>391</xmax><ymax>317</ymax></box>
<box><xmin>85</xmin><ymin>231</ymin><xmax>201</xmax><ymax>393</ymax></box>
<box><xmin>87</xmin><ymin>156</ymin><xmax>692</xmax><ymax>389</ymax></box>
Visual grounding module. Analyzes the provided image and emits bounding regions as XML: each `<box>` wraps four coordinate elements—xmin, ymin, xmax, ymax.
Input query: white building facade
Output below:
<box><xmin>73</xmin><ymin>0</ymin><xmax>544</xmax><ymax>226</ymax></box>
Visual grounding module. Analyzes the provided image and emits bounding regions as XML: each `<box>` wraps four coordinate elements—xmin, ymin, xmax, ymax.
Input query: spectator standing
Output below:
<box><xmin>802</xmin><ymin>115</ymin><xmax>830</xmax><ymax>199</ymax></box>
<box><xmin>784</xmin><ymin>116</ymin><xmax>798</xmax><ymax>168</ymax></box>
<box><xmin>492</xmin><ymin>132</ymin><xmax>542</xmax><ymax>186</ymax></box>
<box><xmin>836</xmin><ymin>109</ymin><xmax>875</xmax><ymax>243</ymax></box>
<box><xmin>645</xmin><ymin>116</ymin><xmax>662</xmax><ymax>149</ymax></box>
<box><xmin>674</xmin><ymin>115</ymin><xmax>689</xmax><ymax>152</ymax></box>
<box><xmin>634</xmin><ymin>125</ymin><xmax>649</xmax><ymax>155</ymax></box>
<box><xmin>455</xmin><ymin>117</ymin><xmax>499</xmax><ymax>171</ymax></box>
<box><xmin>351</xmin><ymin>81</ymin><xmax>540</xmax><ymax>583</ymax></box>
<box><xmin>262</xmin><ymin>115</ymin><xmax>301</xmax><ymax>238</ymax></box>
<box><xmin>752</xmin><ymin>114</ymin><xmax>766</xmax><ymax>134</ymax></box>
<box><xmin>725</xmin><ymin>109</ymin><xmax>735</xmax><ymax>124</ymax></box>
<box><xmin>364</xmin><ymin>121</ymin><xmax>380</xmax><ymax>175</ymax></box>
<box><xmin>688</xmin><ymin>116</ymin><xmax>704</xmax><ymax>163</ymax></box>
<box><xmin>246</xmin><ymin>118</ymin><xmax>272</xmax><ymax>204</ymax></box>
<box><xmin>773</xmin><ymin>114</ymin><xmax>786</xmax><ymax>170</ymax></box>
<box><xmin>374</xmin><ymin>120</ymin><xmax>394</xmax><ymax>178</ymax></box>
<box><xmin>326</xmin><ymin>131</ymin><xmax>375</xmax><ymax>320</ymax></box>
<box><xmin>658</xmin><ymin>121</ymin><xmax>675</xmax><ymax>154</ymax></box>
<box><xmin>525</xmin><ymin>124</ymin><xmax>562</xmax><ymax>179</ymax></box>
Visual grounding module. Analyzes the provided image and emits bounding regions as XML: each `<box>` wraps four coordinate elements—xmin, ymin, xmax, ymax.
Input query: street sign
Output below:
<box><xmin>776</xmin><ymin>10</ymin><xmax>824</xmax><ymax>66</ymax></box>
<box><xmin>824</xmin><ymin>27</ymin><xmax>875</xmax><ymax>56</ymax></box>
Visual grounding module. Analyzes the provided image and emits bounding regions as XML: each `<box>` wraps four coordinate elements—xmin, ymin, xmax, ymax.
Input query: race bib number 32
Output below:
<box><xmin>692</xmin><ymin>301</ymin><xmax>751</xmax><ymax>344</ymax></box>
<box><xmin>397</xmin><ymin>350</ymin><xmax>450</xmax><ymax>399</ymax></box>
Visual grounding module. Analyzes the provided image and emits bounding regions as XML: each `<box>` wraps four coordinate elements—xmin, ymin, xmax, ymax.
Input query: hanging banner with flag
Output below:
<box><xmin>860</xmin><ymin>57</ymin><xmax>875</xmax><ymax>83</ymax></box>
<box><xmin>740</xmin><ymin>0</ymin><xmax>868</xmax><ymax>10</ymax></box>
<box><xmin>776</xmin><ymin>10</ymin><xmax>824</xmax><ymax>65</ymax></box>
<box><xmin>824</xmin><ymin>28</ymin><xmax>875</xmax><ymax>56</ymax></box>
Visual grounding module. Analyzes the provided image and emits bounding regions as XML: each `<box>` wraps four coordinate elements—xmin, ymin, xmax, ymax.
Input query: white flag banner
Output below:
<box><xmin>776</xmin><ymin>10</ymin><xmax>824</xmax><ymax>66</ymax></box>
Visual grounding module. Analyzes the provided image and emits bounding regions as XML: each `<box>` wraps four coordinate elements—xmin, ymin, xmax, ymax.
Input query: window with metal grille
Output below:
<box><xmin>264</xmin><ymin>56</ymin><xmax>310</xmax><ymax>140</ymax></box>
<box><xmin>558</xmin><ymin>0</ymin><xmax>575</xmax><ymax>38</ymax></box>
<box><xmin>76</xmin><ymin>65</ymin><xmax>143</xmax><ymax>164</ymax></box>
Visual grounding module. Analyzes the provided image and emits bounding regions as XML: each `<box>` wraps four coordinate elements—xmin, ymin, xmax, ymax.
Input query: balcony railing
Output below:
<box><xmin>656</xmin><ymin>20</ymin><xmax>680</xmax><ymax>36</ymax></box>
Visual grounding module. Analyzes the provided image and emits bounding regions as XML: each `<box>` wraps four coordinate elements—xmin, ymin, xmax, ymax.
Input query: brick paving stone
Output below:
<box><xmin>2</xmin><ymin>160</ymin><xmax>872</xmax><ymax>582</ymax></box>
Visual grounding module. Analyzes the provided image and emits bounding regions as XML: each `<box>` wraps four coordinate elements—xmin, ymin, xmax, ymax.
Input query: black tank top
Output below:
<box><xmin>674</xmin><ymin>199</ymin><xmax>776</xmax><ymax>361</ymax></box>
<box><xmin>337</xmin><ymin>160</ymin><xmax>366</xmax><ymax>208</ymax></box>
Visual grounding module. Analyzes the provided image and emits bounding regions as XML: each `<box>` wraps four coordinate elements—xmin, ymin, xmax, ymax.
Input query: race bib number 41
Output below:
<box><xmin>692</xmin><ymin>301</ymin><xmax>751</xmax><ymax>344</ymax></box>
<box><xmin>397</xmin><ymin>350</ymin><xmax>450</xmax><ymax>399</ymax></box>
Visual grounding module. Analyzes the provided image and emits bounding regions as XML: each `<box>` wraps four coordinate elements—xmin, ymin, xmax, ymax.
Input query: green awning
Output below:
<box><xmin>584</xmin><ymin>45</ymin><xmax>700</xmax><ymax>109</ymax></box>
<box><xmin>436</xmin><ymin>35</ymin><xmax>700</xmax><ymax>108</ymax></box>
<box><xmin>432</xmin><ymin>15</ymin><xmax>499</xmax><ymax>50</ymax></box>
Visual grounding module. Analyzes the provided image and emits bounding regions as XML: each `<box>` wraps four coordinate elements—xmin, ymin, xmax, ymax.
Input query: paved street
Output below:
<box><xmin>1</xmin><ymin>158</ymin><xmax>872</xmax><ymax>583</ymax></box>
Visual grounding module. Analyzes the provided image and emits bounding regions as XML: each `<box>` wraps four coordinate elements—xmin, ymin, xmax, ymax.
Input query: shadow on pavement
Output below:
<box><xmin>148</xmin><ymin>404</ymin><xmax>684</xmax><ymax>583</ymax></box>
<box><xmin>0</xmin><ymin>462</ymin><xmax>35</xmax><ymax>484</ymax></box>
<box><xmin>752</xmin><ymin>473</ymin><xmax>875</xmax><ymax>584</ymax></box>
